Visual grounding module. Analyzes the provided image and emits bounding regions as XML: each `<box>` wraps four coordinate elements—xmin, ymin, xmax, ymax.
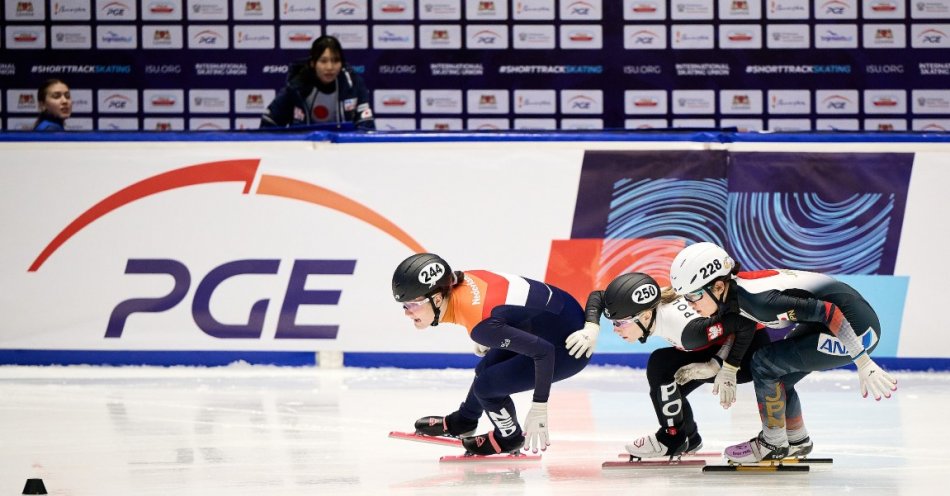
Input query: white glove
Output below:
<box><xmin>474</xmin><ymin>343</ymin><xmax>490</xmax><ymax>357</ymax></box>
<box><xmin>712</xmin><ymin>362</ymin><xmax>739</xmax><ymax>409</ymax></box>
<box><xmin>674</xmin><ymin>358</ymin><xmax>721</xmax><ymax>385</ymax></box>
<box><xmin>565</xmin><ymin>322</ymin><xmax>600</xmax><ymax>359</ymax></box>
<box><xmin>522</xmin><ymin>402</ymin><xmax>550</xmax><ymax>453</ymax></box>
<box><xmin>855</xmin><ymin>353</ymin><xmax>897</xmax><ymax>400</ymax></box>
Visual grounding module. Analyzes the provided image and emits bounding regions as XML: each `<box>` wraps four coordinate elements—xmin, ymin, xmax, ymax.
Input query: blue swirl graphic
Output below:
<box><xmin>600</xmin><ymin>178</ymin><xmax>728</xmax><ymax>280</ymax></box>
<box><xmin>728</xmin><ymin>192</ymin><xmax>893</xmax><ymax>274</ymax></box>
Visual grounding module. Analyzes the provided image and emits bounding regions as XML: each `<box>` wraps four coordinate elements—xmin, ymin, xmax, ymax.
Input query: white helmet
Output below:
<box><xmin>670</xmin><ymin>242</ymin><xmax>735</xmax><ymax>295</ymax></box>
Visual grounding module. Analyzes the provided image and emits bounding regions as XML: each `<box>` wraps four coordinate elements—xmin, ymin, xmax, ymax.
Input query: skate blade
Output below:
<box><xmin>704</xmin><ymin>463</ymin><xmax>809</xmax><ymax>473</ymax></box>
<box><xmin>439</xmin><ymin>452</ymin><xmax>541</xmax><ymax>463</ymax></box>
<box><xmin>389</xmin><ymin>431</ymin><xmax>462</xmax><ymax>447</ymax></box>
<box><xmin>603</xmin><ymin>459</ymin><xmax>706</xmax><ymax>469</ymax></box>
<box><xmin>616</xmin><ymin>451</ymin><xmax>721</xmax><ymax>459</ymax></box>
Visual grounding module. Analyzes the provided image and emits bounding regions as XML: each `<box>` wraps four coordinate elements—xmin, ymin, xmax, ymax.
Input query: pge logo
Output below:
<box><xmin>101</xmin><ymin>1</ymin><xmax>130</xmax><ymax>16</ymax></box>
<box><xmin>105</xmin><ymin>94</ymin><xmax>131</xmax><ymax>109</ymax></box>
<box><xmin>332</xmin><ymin>1</ymin><xmax>358</xmax><ymax>15</ymax></box>
<box><xmin>919</xmin><ymin>28</ymin><xmax>945</xmax><ymax>44</ymax></box>
<box><xmin>471</xmin><ymin>29</ymin><xmax>502</xmax><ymax>45</ymax></box>
<box><xmin>29</xmin><ymin>160</ymin><xmax>427</xmax><ymax>341</ymax></box>
<box><xmin>567</xmin><ymin>1</ymin><xmax>593</xmax><ymax>15</ymax></box>
<box><xmin>194</xmin><ymin>29</ymin><xmax>222</xmax><ymax>45</ymax></box>
<box><xmin>821</xmin><ymin>0</ymin><xmax>848</xmax><ymax>14</ymax></box>
<box><xmin>631</xmin><ymin>29</ymin><xmax>659</xmax><ymax>44</ymax></box>
<box><xmin>823</xmin><ymin>95</ymin><xmax>852</xmax><ymax>110</ymax></box>
<box><xmin>568</xmin><ymin>96</ymin><xmax>594</xmax><ymax>110</ymax></box>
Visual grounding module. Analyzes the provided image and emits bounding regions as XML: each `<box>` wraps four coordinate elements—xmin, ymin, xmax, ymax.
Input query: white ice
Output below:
<box><xmin>1</xmin><ymin>364</ymin><xmax>947</xmax><ymax>495</ymax></box>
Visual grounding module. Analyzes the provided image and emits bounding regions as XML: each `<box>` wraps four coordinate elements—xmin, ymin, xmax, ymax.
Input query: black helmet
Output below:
<box><xmin>603</xmin><ymin>273</ymin><xmax>661</xmax><ymax>320</ymax></box>
<box><xmin>392</xmin><ymin>253</ymin><xmax>454</xmax><ymax>302</ymax></box>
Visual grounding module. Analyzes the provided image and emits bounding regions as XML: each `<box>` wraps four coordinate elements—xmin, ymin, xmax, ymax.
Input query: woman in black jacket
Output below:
<box><xmin>261</xmin><ymin>36</ymin><xmax>375</xmax><ymax>130</ymax></box>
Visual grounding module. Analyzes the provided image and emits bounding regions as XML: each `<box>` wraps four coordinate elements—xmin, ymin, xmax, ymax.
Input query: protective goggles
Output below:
<box><xmin>611</xmin><ymin>317</ymin><xmax>636</xmax><ymax>328</ymax></box>
<box><xmin>401</xmin><ymin>296</ymin><xmax>431</xmax><ymax>311</ymax></box>
<box><xmin>683</xmin><ymin>288</ymin><xmax>706</xmax><ymax>303</ymax></box>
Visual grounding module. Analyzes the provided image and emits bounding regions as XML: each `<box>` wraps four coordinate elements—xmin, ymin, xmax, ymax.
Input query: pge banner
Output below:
<box><xmin>2</xmin><ymin>0</ymin><xmax>950</xmax><ymax>132</ymax></box>
<box><xmin>1</xmin><ymin>138</ymin><xmax>949</xmax><ymax>365</ymax></box>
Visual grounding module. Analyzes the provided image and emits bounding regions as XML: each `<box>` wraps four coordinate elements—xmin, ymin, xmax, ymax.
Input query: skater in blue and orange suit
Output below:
<box><xmin>392</xmin><ymin>253</ymin><xmax>591</xmax><ymax>455</ymax></box>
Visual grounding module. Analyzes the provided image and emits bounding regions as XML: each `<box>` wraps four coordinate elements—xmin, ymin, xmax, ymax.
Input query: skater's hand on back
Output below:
<box><xmin>565</xmin><ymin>322</ymin><xmax>600</xmax><ymax>359</ymax></box>
<box><xmin>474</xmin><ymin>343</ymin><xmax>490</xmax><ymax>357</ymax></box>
<box><xmin>674</xmin><ymin>358</ymin><xmax>721</xmax><ymax>385</ymax></box>
<box><xmin>712</xmin><ymin>363</ymin><xmax>739</xmax><ymax>408</ymax></box>
<box><xmin>523</xmin><ymin>402</ymin><xmax>550</xmax><ymax>453</ymax></box>
<box><xmin>855</xmin><ymin>353</ymin><xmax>897</xmax><ymax>400</ymax></box>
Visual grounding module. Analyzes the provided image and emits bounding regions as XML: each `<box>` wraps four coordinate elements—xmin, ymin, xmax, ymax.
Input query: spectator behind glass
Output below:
<box><xmin>260</xmin><ymin>35</ymin><xmax>375</xmax><ymax>130</ymax></box>
<box><xmin>33</xmin><ymin>79</ymin><xmax>72</xmax><ymax>131</ymax></box>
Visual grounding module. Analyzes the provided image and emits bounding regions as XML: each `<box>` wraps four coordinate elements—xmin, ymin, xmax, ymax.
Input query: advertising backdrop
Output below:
<box><xmin>2</xmin><ymin>0</ymin><xmax>950</xmax><ymax>131</ymax></box>
<box><xmin>1</xmin><ymin>135</ymin><xmax>949</xmax><ymax>368</ymax></box>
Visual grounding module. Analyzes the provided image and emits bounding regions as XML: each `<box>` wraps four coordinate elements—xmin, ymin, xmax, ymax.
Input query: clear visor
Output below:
<box><xmin>684</xmin><ymin>288</ymin><xmax>706</xmax><ymax>303</ymax></box>
<box><xmin>401</xmin><ymin>296</ymin><xmax>430</xmax><ymax>311</ymax></box>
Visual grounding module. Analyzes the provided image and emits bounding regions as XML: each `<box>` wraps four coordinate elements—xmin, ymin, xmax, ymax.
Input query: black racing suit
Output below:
<box><xmin>734</xmin><ymin>269</ymin><xmax>881</xmax><ymax>439</ymax></box>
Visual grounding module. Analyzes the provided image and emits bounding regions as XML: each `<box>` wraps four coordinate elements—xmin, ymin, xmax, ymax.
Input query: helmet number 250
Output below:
<box><xmin>632</xmin><ymin>284</ymin><xmax>658</xmax><ymax>304</ymax></box>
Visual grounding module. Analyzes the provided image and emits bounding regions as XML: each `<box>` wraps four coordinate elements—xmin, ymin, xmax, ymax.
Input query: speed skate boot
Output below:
<box><xmin>686</xmin><ymin>431</ymin><xmax>704</xmax><ymax>454</ymax></box>
<box><xmin>787</xmin><ymin>436</ymin><xmax>814</xmax><ymax>458</ymax></box>
<box><xmin>625</xmin><ymin>428</ymin><xmax>689</xmax><ymax>460</ymax></box>
<box><xmin>462</xmin><ymin>430</ymin><xmax>525</xmax><ymax>456</ymax></box>
<box><xmin>724</xmin><ymin>432</ymin><xmax>789</xmax><ymax>463</ymax></box>
<box><xmin>414</xmin><ymin>411</ymin><xmax>478</xmax><ymax>438</ymax></box>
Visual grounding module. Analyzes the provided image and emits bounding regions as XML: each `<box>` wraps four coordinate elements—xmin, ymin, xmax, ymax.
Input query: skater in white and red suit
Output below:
<box><xmin>670</xmin><ymin>242</ymin><xmax>898</xmax><ymax>463</ymax></box>
<box><xmin>569</xmin><ymin>272</ymin><xmax>769</xmax><ymax>459</ymax></box>
<box><xmin>392</xmin><ymin>253</ymin><xmax>591</xmax><ymax>455</ymax></box>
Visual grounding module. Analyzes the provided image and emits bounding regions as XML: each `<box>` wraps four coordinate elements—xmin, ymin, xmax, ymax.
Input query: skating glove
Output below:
<box><xmin>565</xmin><ymin>322</ymin><xmax>600</xmax><ymax>359</ymax></box>
<box><xmin>523</xmin><ymin>401</ymin><xmax>550</xmax><ymax>453</ymax></box>
<box><xmin>474</xmin><ymin>343</ymin><xmax>490</xmax><ymax>357</ymax></box>
<box><xmin>855</xmin><ymin>352</ymin><xmax>897</xmax><ymax>400</ymax></box>
<box><xmin>674</xmin><ymin>358</ymin><xmax>721</xmax><ymax>385</ymax></box>
<box><xmin>712</xmin><ymin>362</ymin><xmax>739</xmax><ymax>408</ymax></box>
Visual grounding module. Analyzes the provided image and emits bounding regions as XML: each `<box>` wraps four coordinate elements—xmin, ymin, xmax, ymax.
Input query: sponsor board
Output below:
<box><xmin>419</xmin><ymin>0</ymin><xmax>462</xmax><ymax>20</ymax></box>
<box><xmin>52</xmin><ymin>25</ymin><xmax>93</xmax><ymax>49</ymax></box>
<box><xmin>142</xmin><ymin>25</ymin><xmax>184</xmax><ymax>49</ymax></box>
<box><xmin>863</xmin><ymin>89</ymin><xmax>907</xmax><ymax>114</ymax></box>
<box><xmin>189</xmin><ymin>89</ymin><xmax>230</xmax><ymax>113</ymax></box>
<box><xmin>767</xmin><ymin>118</ymin><xmax>812</xmax><ymax>131</ymax></box>
<box><xmin>466</xmin><ymin>117</ymin><xmax>509</xmax><ymax>130</ymax></box>
<box><xmin>624</xmin><ymin>24</ymin><xmax>666</xmax><ymax>49</ymax></box>
<box><xmin>420</xmin><ymin>117</ymin><xmax>463</xmax><ymax>130</ymax></box>
<box><xmin>623</xmin><ymin>0</ymin><xmax>665</xmax><ymax>20</ymax></box>
<box><xmin>720</xmin><ymin>90</ymin><xmax>763</xmax><ymax>114</ymax></box>
<box><xmin>374</xmin><ymin>89</ymin><xmax>417</xmax><ymax>114</ymax></box>
<box><xmin>815</xmin><ymin>118</ymin><xmax>860</xmax><ymax>130</ymax></box>
<box><xmin>467</xmin><ymin>89</ymin><xmax>509</xmax><ymax>114</ymax></box>
<box><xmin>624</xmin><ymin>118</ymin><xmax>668</xmax><ymax>129</ymax></box>
<box><xmin>672</xmin><ymin>90</ymin><xmax>716</xmax><ymax>114</ymax></box>
<box><xmin>232</xmin><ymin>0</ymin><xmax>274</xmax><ymax>20</ymax></box>
<box><xmin>466</xmin><ymin>24</ymin><xmax>508</xmax><ymax>48</ymax></box>
<box><xmin>560</xmin><ymin>90</ymin><xmax>603</xmax><ymax>114</ymax></box>
<box><xmin>420</xmin><ymin>89</ymin><xmax>463</xmax><ymax>114</ymax></box>
<box><xmin>97</xmin><ymin>89</ymin><xmax>139</xmax><ymax>113</ymax></box>
<box><xmin>768</xmin><ymin>90</ymin><xmax>811</xmax><ymax>114</ymax></box>
<box><xmin>816</xmin><ymin>90</ymin><xmax>860</xmax><ymax>114</ymax></box>
<box><xmin>863</xmin><ymin>24</ymin><xmax>906</xmax><ymax>48</ymax></box>
<box><xmin>625</xmin><ymin>90</ymin><xmax>667</xmax><ymax>115</ymax></box>
<box><xmin>561</xmin><ymin>0</ymin><xmax>601</xmax><ymax>20</ymax></box>
<box><xmin>420</xmin><ymin>24</ymin><xmax>462</xmax><ymax>49</ymax></box>
<box><xmin>514</xmin><ymin>89</ymin><xmax>557</xmax><ymax>114</ymax></box>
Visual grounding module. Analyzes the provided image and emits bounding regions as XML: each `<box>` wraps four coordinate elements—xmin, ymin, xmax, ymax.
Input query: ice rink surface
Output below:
<box><xmin>2</xmin><ymin>364</ymin><xmax>947</xmax><ymax>496</ymax></box>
